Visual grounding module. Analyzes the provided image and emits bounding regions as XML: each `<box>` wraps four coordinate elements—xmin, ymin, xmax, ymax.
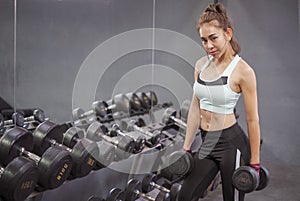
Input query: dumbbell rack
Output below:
<box><xmin>0</xmin><ymin>97</ymin><xmax>190</xmax><ymax>201</ymax></box>
<box><xmin>21</xmin><ymin>121</ymin><xmax>187</xmax><ymax>201</ymax></box>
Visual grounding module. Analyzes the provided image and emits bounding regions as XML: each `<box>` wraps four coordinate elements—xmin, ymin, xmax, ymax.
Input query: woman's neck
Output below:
<box><xmin>214</xmin><ymin>47</ymin><xmax>235</xmax><ymax>65</ymax></box>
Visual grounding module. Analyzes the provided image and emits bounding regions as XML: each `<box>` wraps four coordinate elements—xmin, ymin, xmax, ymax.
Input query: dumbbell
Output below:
<box><xmin>146</xmin><ymin>91</ymin><xmax>158</xmax><ymax>106</ymax></box>
<box><xmin>86</xmin><ymin>121</ymin><xmax>135</xmax><ymax>154</ymax></box>
<box><xmin>0</xmin><ymin>127</ymin><xmax>73</xmax><ymax>190</ymax></box>
<box><xmin>96</xmin><ymin>94</ymin><xmax>131</xmax><ymax>118</ymax></box>
<box><xmin>232</xmin><ymin>165</ymin><xmax>270</xmax><ymax>193</ymax></box>
<box><xmin>135</xmin><ymin>92</ymin><xmax>151</xmax><ymax>110</ymax></box>
<box><xmin>126</xmin><ymin>92</ymin><xmax>143</xmax><ymax>112</ymax></box>
<box><xmin>127</xmin><ymin>120</ymin><xmax>164</xmax><ymax>146</ymax></box>
<box><xmin>62</xmin><ymin>126</ymin><xmax>112</xmax><ymax>170</ymax></box>
<box><xmin>0</xmin><ymin>112</ymin><xmax>27</xmax><ymax>130</ymax></box>
<box><xmin>32</xmin><ymin>120</ymin><xmax>97</xmax><ymax>179</ymax></box>
<box><xmin>72</xmin><ymin>101</ymin><xmax>104</xmax><ymax>121</ymax></box>
<box><xmin>125</xmin><ymin>179</ymin><xmax>170</xmax><ymax>201</ymax></box>
<box><xmin>87</xmin><ymin>188</ymin><xmax>125</xmax><ymax>201</ymax></box>
<box><xmin>0</xmin><ymin>156</ymin><xmax>39</xmax><ymax>201</ymax></box>
<box><xmin>162</xmin><ymin>108</ymin><xmax>187</xmax><ymax>129</ymax></box>
<box><xmin>165</xmin><ymin>151</ymin><xmax>194</xmax><ymax>177</ymax></box>
<box><xmin>23</xmin><ymin>109</ymin><xmax>45</xmax><ymax>124</ymax></box>
<box><xmin>110</xmin><ymin>124</ymin><xmax>146</xmax><ymax>153</ymax></box>
<box><xmin>142</xmin><ymin>173</ymin><xmax>181</xmax><ymax>201</ymax></box>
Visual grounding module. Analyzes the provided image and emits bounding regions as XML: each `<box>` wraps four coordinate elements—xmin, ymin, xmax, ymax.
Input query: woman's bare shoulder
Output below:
<box><xmin>236</xmin><ymin>58</ymin><xmax>256</xmax><ymax>82</ymax></box>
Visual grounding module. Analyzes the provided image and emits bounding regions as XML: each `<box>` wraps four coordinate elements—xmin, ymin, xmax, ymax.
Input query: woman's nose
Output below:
<box><xmin>207</xmin><ymin>41</ymin><xmax>214</xmax><ymax>49</ymax></box>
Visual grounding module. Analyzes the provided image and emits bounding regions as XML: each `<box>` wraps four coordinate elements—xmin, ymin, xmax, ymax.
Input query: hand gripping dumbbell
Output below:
<box><xmin>232</xmin><ymin>165</ymin><xmax>270</xmax><ymax>193</ymax></box>
<box><xmin>127</xmin><ymin>119</ymin><xmax>164</xmax><ymax>146</ymax></box>
<box><xmin>162</xmin><ymin>108</ymin><xmax>187</xmax><ymax>129</ymax></box>
<box><xmin>125</xmin><ymin>179</ymin><xmax>170</xmax><ymax>201</ymax></box>
<box><xmin>165</xmin><ymin>151</ymin><xmax>194</xmax><ymax>177</ymax></box>
<box><xmin>32</xmin><ymin>120</ymin><xmax>97</xmax><ymax>179</ymax></box>
<box><xmin>0</xmin><ymin>127</ymin><xmax>73</xmax><ymax>190</ymax></box>
<box><xmin>142</xmin><ymin>173</ymin><xmax>181</xmax><ymax>201</ymax></box>
<box><xmin>0</xmin><ymin>156</ymin><xmax>39</xmax><ymax>201</ymax></box>
<box><xmin>87</xmin><ymin>188</ymin><xmax>125</xmax><ymax>201</ymax></box>
<box><xmin>86</xmin><ymin>121</ymin><xmax>135</xmax><ymax>155</ymax></box>
<box><xmin>62</xmin><ymin>126</ymin><xmax>112</xmax><ymax>170</ymax></box>
<box><xmin>110</xmin><ymin>123</ymin><xmax>146</xmax><ymax>153</ymax></box>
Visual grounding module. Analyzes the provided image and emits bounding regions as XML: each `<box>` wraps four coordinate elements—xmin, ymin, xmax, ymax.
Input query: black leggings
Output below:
<box><xmin>178</xmin><ymin>123</ymin><xmax>251</xmax><ymax>201</ymax></box>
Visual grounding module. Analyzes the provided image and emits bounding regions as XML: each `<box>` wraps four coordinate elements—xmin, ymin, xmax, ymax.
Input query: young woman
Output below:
<box><xmin>179</xmin><ymin>3</ymin><xmax>261</xmax><ymax>201</ymax></box>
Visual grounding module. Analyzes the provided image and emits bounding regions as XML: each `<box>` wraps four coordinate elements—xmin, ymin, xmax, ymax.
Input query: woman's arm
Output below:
<box><xmin>239</xmin><ymin>63</ymin><xmax>261</xmax><ymax>164</ymax></box>
<box><xmin>183</xmin><ymin>93</ymin><xmax>201</xmax><ymax>150</ymax></box>
<box><xmin>183</xmin><ymin>59</ymin><xmax>204</xmax><ymax>150</ymax></box>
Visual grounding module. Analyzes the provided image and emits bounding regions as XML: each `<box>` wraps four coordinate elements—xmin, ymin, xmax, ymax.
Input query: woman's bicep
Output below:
<box><xmin>240</xmin><ymin>68</ymin><xmax>259</xmax><ymax>122</ymax></box>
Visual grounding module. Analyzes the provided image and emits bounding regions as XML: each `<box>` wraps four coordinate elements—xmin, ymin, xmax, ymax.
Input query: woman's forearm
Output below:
<box><xmin>247</xmin><ymin>120</ymin><xmax>261</xmax><ymax>164</ymax></box>
<box><xmin>183</xmin><ymin>97</ymin><xmax>201</xmax><ymax>150</ymax></box>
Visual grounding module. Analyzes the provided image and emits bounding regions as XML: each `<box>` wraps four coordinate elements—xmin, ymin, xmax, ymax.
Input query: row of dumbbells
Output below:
<box><xmin>73</xmin><ymin>103</ymin><xmax>193</xmax><ymax>157</ymax></box>
<box><xmin>72</xmin><ymin>91</ymin><xmax>161</xmax><ymax>126</ymax></box>
<box><xmin>0</xmin><ymin>94</ymin><xmax>177</xmax><ymax>201</ymax></box>
<box><xmin>0</xmin><ymin>119</ymin><xmax>104</xmax><ymax>201</ymax></box>
<box><xmin>87</xmin><ymin>173</ymin><xmax>181</xmax><ymax>201</ymax></box>
<box><xmin>0</xmin><ymin>97</ymin><xmax>190</xmax><ymax>201</ymax></box>
<box><xmin>0</xmin><ymin>108</ymin><xmax>45</xmax><ymax>136</ymax></box>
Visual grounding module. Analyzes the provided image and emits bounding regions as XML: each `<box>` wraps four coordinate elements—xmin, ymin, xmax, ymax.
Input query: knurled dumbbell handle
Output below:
<box><xmin>170</xmin><ymin>116</ymin><xmax>187</xmax><ymax>128</ymax></box>
<box><xmin>18</xmin><ymin>147</ymin><xmax>41</xmax><ymax>164</ymax></box>
<box><xmin>134</xmin><ymin>189</ymin><xmax>155</xmax><ymax>201</ymax></box>
<box><xmin>151</xmin><ymin>182</ymin><xmax>170</xmax><ymax>193</ymax></box>
<box><xmin>49</xmin><ymin>139</ymin><xmax>73</xmax><ymax>153</ymax></box>
<box><xmin>79</xmin><ymin>110</ymin><xmax>95</xmax><ymax>119</ymax></box>
<box><xmin>133</xmin><ymin>124</ymin><xmax>155</xmax><ymax>137</ymax></box>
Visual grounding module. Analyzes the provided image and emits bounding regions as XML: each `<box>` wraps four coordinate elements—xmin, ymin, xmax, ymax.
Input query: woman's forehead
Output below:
<box><xmin>199</xmin><ymin>21</ymin><xmax>223</xmax><ymax>36</ymax></box>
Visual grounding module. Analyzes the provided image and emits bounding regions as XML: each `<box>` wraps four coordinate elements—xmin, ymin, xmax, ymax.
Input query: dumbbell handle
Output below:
<box><xmin>97</xmin><ymin>134</ymin><xmax>121</xmax><ymax>149</ymax></box>
<box><xmin>81</xmin><ymin>102</ymin><xmax>116</xmax><ymax>119</ymax></box>
<box><xmin>150</xmin><ymin>181</ymin><xmax>170</xmax><ymax>193</ymax></box>
<box><xmin>80</xmin><ymin>110</ymin><xmax>95</xmax><ymax>119</ymax></box>
<box><xmin>18</xmin><ymin>147</ymin><xmax>41</xmax><ymax>164</ymax></box>
<box><xmin>170</xmin><ymin>116</ymin><xmax>187</xmax><ymax>128</ymax></box>
<box><xmin>49</xmin><ymin>139</ymin><xmax>72</xmax><ymax>153</ymax></box>
<box><xmin>134</xmin><ymin>189</ymin><xmax>155</xmax><ymax>201</ymax></box>
<box><xmin>114</xmin><ymin>127</ymin><xmax>125</xmax><ymax>137</ymax></box>
<box><xmin>3</xmin><ymin>119</ymin><xmax>22</xmax><ymax>126</ymax></box>
<box><xmin>132</xmin><ymin>124</ymin><xmax>154</xmax><ymax>137</ymax></box>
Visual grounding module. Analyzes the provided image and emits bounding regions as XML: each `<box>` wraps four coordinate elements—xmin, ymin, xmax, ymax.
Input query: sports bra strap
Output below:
<box><xmin>222</xmin><ymin>55</ymin><xmax>241</xmax><ymax>76</ymax></box>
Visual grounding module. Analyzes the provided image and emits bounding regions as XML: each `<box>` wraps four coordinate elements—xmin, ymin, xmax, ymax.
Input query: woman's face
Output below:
<box><xmin>199</xmin><ymin>20</ymin><xmax>231</xmax><ymax>58</ymax></box>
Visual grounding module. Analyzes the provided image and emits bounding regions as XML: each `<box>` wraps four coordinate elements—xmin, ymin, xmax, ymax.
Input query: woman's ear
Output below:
<box><xmin>225</xmin><ymin>28</ymin><xmax>233</xmax><ymax>41</ymax></box>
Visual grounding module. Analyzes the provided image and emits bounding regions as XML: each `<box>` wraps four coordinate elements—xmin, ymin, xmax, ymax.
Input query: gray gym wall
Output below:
<box><xmin>0</xmin><ymin>0</ymin><xmax>299</xmax><ymax>171</ymax></box>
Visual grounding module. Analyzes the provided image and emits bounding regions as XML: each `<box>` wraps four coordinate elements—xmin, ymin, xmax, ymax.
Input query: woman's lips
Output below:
<box><xmin>209</xmin><ymin>50</ymin><xmax>218</xmax><ymax>55</ymax></box>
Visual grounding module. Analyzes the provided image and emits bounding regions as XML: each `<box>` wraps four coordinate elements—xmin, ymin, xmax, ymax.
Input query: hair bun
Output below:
<box><xmin>205</xmin><ymin>3</ymin><xmax>227</xmax><ymax>16</ymax></box>
<box><xmin>205</xmin><ymin>4</ymin><xmax>217</xmax><ymax>13</ymax></box>
<box><xmin>215</xmin><ymin>3</ymin><xmax>227</xmax><ymax>16</ymax></box>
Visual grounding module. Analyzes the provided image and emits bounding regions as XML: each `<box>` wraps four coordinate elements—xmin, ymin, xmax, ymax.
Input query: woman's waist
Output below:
<box><xmin>200</xmin><ymin>109</ymin><xmax>237</xmax><ymax>131</ymax></box>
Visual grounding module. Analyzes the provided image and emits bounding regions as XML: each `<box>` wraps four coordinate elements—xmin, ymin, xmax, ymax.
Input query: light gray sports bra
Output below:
<box><xmin>193</xmin><ymin>55</ymin><xmax>241</xmax><ymax>114</ymax></box>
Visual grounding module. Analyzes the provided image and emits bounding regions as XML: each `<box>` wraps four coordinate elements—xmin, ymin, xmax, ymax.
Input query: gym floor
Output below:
<box><xmin>202</xmin><ymin>162</ymin><xmax>300</xmax><ymax>201</ymax></box>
